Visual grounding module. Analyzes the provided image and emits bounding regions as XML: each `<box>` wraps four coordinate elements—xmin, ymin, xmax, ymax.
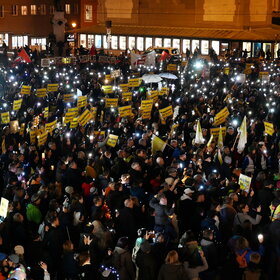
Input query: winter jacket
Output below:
<box><xmin>234</xmin><ymin>212</ymin><xmax>261</xmax><ymax>227</ymax></box>
<box><xmin>26</xmin><ymin>203</ymin><xmax>42</xmax><ymax>224</ymax></box>
<box><xmin>184</xmin><ymin>255</ymin><xmax>208</xmax><ymax>280</ymax></box>
<box><xmin>157</xmin><ymin>263</ymin><xmax>188</xmax><ymax>280</ymax></box>
<box><xmin>136</xmin><ymin>250</ymin><xmax>158</xmax><ymax>280</ymax></box>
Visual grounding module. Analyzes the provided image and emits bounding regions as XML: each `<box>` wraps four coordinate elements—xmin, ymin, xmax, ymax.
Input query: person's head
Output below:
<box><xmin>156</xmin><ymin>157</ymin><xmax>165</xmax><ymax>166</ymax></box>
<box><xmin>238</xmin><ymin>203</ymin><xmax>249</xmax><ymax>214</ymax></box>
<box><xmin>116</xmin><ymin>237</ymin><xmax>129</xmax><ymax>250</ymax></box>
<box><xmin>49</xmin><ymin>215</ymin><xmax>59</xmax><ymax>227</ymax></box>
<box><xmin>158</xmin><ymin>194</ymin><xmax>167</xmax><ymax>205</ymax></box>
<box><xmin>223</xmin><ymin>196</ymin><xmax>234</xmax><ymax>206</ymax></box>
<box><xmin>63</xmin><ymin>240</ymin><xmax>74</xmax><ymax>253</ymax></box>
<box><xmin>69</xmin><ymin>161</ymin><xmax>77</xmax><ymax>169</ymax></box>
<box><xmin>93</xmin><ymin>196</ymin><xmax>102</xmax><ymax>206</ymax></box>
<box><xmin>13</xmin><ymin>213</ymin><xmax>24</xmax><ymax>223</ymax></box>
<box><xmin>165</xmin><ymin>250</ymin><xmax>179</xmax><ymax>264</ymax></box>
<box><xmin>264</xmin><ymin>179</ymin><xmax>273</xmax><ymax>189</ymax></box>
<box><xmin>202</xmin><ymin>229</ymin><xmax>214</xmax><ymax>241</ymax></box>
<box><xmin>229</xmin><ymin>192</ymin><xmax>239</xmax><ymax>202</ymax></box>
<box><xmin>235</xmin><ymin>236</ymin><xmax>249</xmax><ymax>251</ymax></box>
<box><xmin>131</xmin><ymin>162</ymin><xmax>141</xmax><ymax>171</ymax></box>
<box><xmin>250</xmin><ymin>252</ymin><xmax>261</xmax><ymax>264</ymax></box>
<box><xmin>124</xmin><ymin>198</ymin><xmax>134</xmax><ymax>208</ymax></box>
<box><xmin>121</xmin><ymin>174</ymin><xmax>130</xmax><ymax>184</ymax></box>
<box><xmin>7</xmin><ymin>254</ymin><xmax>19</xmax><ymax>267</ymax></box>
<box><xmin>31</xmin><ymin>193</ymin><xmax>41</xmax><ymax>205</ymax></box>
<box><xmin>170</xmin><ymin>140</ymin><xmax>178</xmax><ymax>148</ymax></box>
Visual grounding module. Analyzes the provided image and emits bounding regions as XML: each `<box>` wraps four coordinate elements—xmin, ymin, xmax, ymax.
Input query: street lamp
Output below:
<box><xmin>71</xmin><ymin>22</ymin><xmax>77</xmax><ymax>28</ymax></box>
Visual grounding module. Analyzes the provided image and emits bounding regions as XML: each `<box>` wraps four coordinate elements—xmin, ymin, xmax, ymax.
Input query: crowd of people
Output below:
<box><xmin>0</xmin><ymin>44</ymin><xmax>279</xmax><ymax>280</ymax></box>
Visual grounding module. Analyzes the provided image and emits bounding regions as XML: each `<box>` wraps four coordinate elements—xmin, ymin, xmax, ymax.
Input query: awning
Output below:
<box><xmin>73</xmin><ymin>24</ymin><xmax>280</xmax><ymax>42</ymax></box>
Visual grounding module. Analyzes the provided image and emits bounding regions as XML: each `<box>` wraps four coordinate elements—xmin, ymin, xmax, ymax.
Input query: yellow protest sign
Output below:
<box><xmin>20</xmin><ymin>85</ymin><xmax>31</xmax><ymax>95</ymax></box>
<box><xmin>36</xmin><ymin>88</ymin><xmax>47</xmax><ymax>98</ymax></box>
<box><xmin>210</xmin><ymin>127</ymin><xmax>226</xmax><ymax>138</ymax></box>
<box><xmin>140</xmin><ymin>100</ymin><xmax>153</xmax><ymax>111</ymax></box>
<box><xmin>102</xmin><ymin>85</ymin><xmax>113</xmax><ymax>94</ymax></box>
<box><xmin>64</xmin><ymin>112</ymin><xmax>76</xmax><ymax>124</ymax></box>
<box><xmin>223</xmin><ymin>67</ymin><xmax>230</xmax><ymax>75</ymax></box>
<box><xmin>128</xmin><ymin>78</ymin><xmax>142</xmax><ymax>87</ymax></box>
<box><xmin>91</xmin><ymin>107</ymin><xmax>97</xmax><ymax>121</ymax></box>
<box><xmin>159</xmin><ymin>87</ymin><xmax>169</xmax><ymax>96</ymax></box>
<box><xmin>78</xmin><ymin>109</ymin><xmax>93</xmax><ymax>126</ymax></box>
<box><xmin>213</xmin><ymin>107</ymin><xmax>229</xmax><ymax>126</ymax></box>
<box><xmin>38</xmin><ymin>131</ymin><xmax>48</xmax><ymax>146</ymax></box>
<box><xmin>264</xmin><ymin>121</ymin><xmax>275</xmax><ymax>136</ymax></box>
<box><xmin>30</xmin><ymin>129</ymin><xmax>37</xmax><ymax>144</ymax></box>
<box><xmin>45</xmin><ymin>120</ymin><xmax>57</xmax><ymax>133</ymax></box>
<box><xmin>94</xmin><ymin>131</ymin><xmax>105</xmax><ymax>136</ymax></box>
<box><xmin>106</xmin><ymin>134</ymin><xmax>118</xmax><ymax>147</ymax></box>
<box><xmin>77</xmin><ymin>96</ymin><xmax>87</xmax><ymax>108</ymax></box>
<box><xmin>19</xmin><ymin>123</ymin><xmax>25</xmax><ymax>136</ymax></box>
<box><xmin>147</xmin><ymin>90</ymin><xmax>159</xmax><ymax>103</ymax></box>
<box><xmin>159</xmin><ymin>105</ymin><xmax>173</xmax><ymax>120</ymax></box>
<box><xmin>1</xmin><ymin>112</ymin><xmax>10</xmax><ymax>124</ymax></box>
<box><xmin>70</xmin><ymin>117</ymin><xmax>78</xmax><ymax>128</ymax></box>
<box><xmin>141</xmin><ymin>110</ymin><xmax>151</xmax><ymax>119</ymax></box>
<box><xmin>64</xmin><ymin>93</ymin><xmax>75</xmax><ymax>103</ymax></box>
<box><xmin>122</xmin><ymin>92</ymin><xmax>132</xmax><ymax>102</ymax></box>
<box><xmin>44</xmin><ymin>107</ymin><xmax>49</xmax><ymax>118</ymax></box>
<box><xmin>167</xmin><ymin>64</ymin><xmax>177</xmax><ymax>71</ymax></box>
<box><xmin>105</xmin><ymin>98</ymin><xmax>118</xmax><ymax>108</ymax></box>
<box><xmin>119</xmin><ymin>105</ymin><xmax>132</xmax><ymax>118</ymax></box>
<box><xmin>47</xmin><ymin>84</ymin><xmax>59</xmax><ymax>92</ymax></box>
<box><xmin>13</xmin><ymin>99</ymin><xmax>23</xmax><ymax>111</ymax></box>
<box><xmin>119</xmin><ymin>84</ymin><xmax>129</xmax><ymax>92</ymax></box>
<box><xmin>68</xmin><ymin>107</ymin><xmax>78</xmax><ymax>116</ymax></box>
<box><xmin>244</xmin><ymin>64</ymin><xmax>253</xmax><ymax>75</ymax></box>
<box><xmin>105</xmin><ymin>74</ymin><xmax>113</xmax><ymax>84</ymax></box>
<box><xmin>239</xmin><ymin>174</ymin><xmax>252</xmax><ymax>193</ymax></box>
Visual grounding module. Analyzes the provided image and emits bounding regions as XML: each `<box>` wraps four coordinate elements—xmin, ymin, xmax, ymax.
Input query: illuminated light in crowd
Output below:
<box><xmin>66</xmin><ymin>132</ymin><xmax>71</xmax><ymax>138</ymax></box>
<box><xmin>232</xmin><ymin>119</ymin><xmax>239</xmax><ymax>127</ymax></box>
<box><xmin>37</xmin><ymin>102</ymin><xmax>41</xmax><ymax>107</ymax></box>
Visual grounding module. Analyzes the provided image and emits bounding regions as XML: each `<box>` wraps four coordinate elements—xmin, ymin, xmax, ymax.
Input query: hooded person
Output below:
<box><xmin>7</xmin><ymin>254</ymin><xmax>26</xmax><ymax>280</ymax></box>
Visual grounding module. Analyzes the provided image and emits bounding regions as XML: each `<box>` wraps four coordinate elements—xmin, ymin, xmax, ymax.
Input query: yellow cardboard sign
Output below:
<box><xmin>47</xmin><ymin>84</ymin><xmax>59</xmax><ymax>92</ymax></box>
<box><xmin>36</xmin><ymin>88</ymin><xmax>47</xmax><ymax>98</ymax></box>
<box><xmin>44</xmin><ymin>107</ymin><xmax>49</xmax><ymax>118</ymax></box>
<box><xmin>78</xmin><ymin>109</ymin><xmax>93</xmax><ymax>126</ymax></box>
<box><xmin>102</xmin><ymin>85</ymin><xmax>113</xmax><ymax>94</ymax></box>
<box><xmin>159</xmin><ymin>87</ymin><xmax>169</xmax><ymax>96</ymax></box>
<box><xmin>140</xmin><ymin>100</ymin><xmax>153</xmax><ymax>111</ymax></box>
<box><xmin>13</xmin><ymin>99</ymin><xmax>23</xmax><ymax>111</ymax></box>
<box><xmin>118</xmin><ymin>105</ymin><xmax>132</xmax><ymax>117</ymax></box>
<box><xmin>91</xmin><ymin>107</ymin><xmax>97</xmax><ymax>121</ymax></box>
<box><xmin>213</xmin><ymin>107</ymin><xmax>229</xmax><ymax>126</ymax></box>
<box><xmin>142</xmin><ymin>110</ymin><xmax>151</xmax><ymax>119</ymax></box>
<box><xmin>106</xmin><ymin>134</ymin><xmax>119</xmax><ymax>147</ymax></box>
<box><xmin>30</xmin><ymin>129</ymin><xmax>37</xmax><ymax>144</ymax></box>
<box><xmin>128</xmin><ymin>78</ymin><xmax>142</xmax><ymax>87</ymax></box>
<box><xmin>105</xmin><ymin>74</ymin><xmax>113</xmax><ymax>84</ymax></box>
<box><xmin>159</xmin><ymin>105</ymin><xmax>173</xmax><ymax>120</ymax></box>
<box><xmin>77</xmin><ymin>96</ymin><xmax>87</xmax><ymax>108</ymax></box>
<box><xmin>68</xmin><ymin>107</ymin><xmax>78</xmax><ymax>116</ymax></box>
<box><xmin>45</xmin><ymin>120</ymin><xmax>57</xmax><ymax>133</ymax></box>
<box><xmin>167</xmin><ymin>64</ymin><xmax>177</xmax><ymax>71</ymax></box>
<box><xmin>64</xmin><ymin>112</ymin><xmax>76</xmax><ymax>123</ymax></box>
<box><xmin>38</xmin><ymin>131</ymin><xmax>48</xmax><ymax>146</ymax></box>
<box><xmin>1</xmin><ymin>112</ymin><xmax>10</xmax><ymax>124</ymax></box>
<box><xmin>19</xmin><ymin>123</ymin><xmax>25</xmax><ymax>136</ymax></box>
<box><xmin>119</xmin><ymin>84</ymin><xmax>129</xmax><ymax>92</ymax></box>
<box><xmin>210</xmin><ymin>127</ymin><xmax>226</xmax><ymax>138</ymax></box>
<box><xmin>244</xmin><ymin>64</ymin><xmax>253</xmax><ymax>75</ymax></box>
<box><xmin>105</xmin><ymin>98</ymin><xmax>118</xmax><ymax>108</ymax></box>
<box><xmin>264</xmin><ymin>121</ymin><xmax>275</xmax><ymax>136</ymax></box>
<box><xmin>64</xmin><ymin>93</ymin><xmax>75</xmax><ymax>103</ymax></box>
<box><xmin>122</xmin><ymin>92</ymin><xmax>132</xmax><ymax>102</ymax></box>
<box><xmin>70</xmin><ymin>117</ymin><xmax>78</xmax><ymax>128</ymax></box>
<box><xmin>147</xmin><ymin>90</ymin><xmax>159</xmax><ymax>103</ymax></box>
<box><xmin>20</xmin><ymin>85</ymin><xmax>31</xmax><ymax>95</ymax></box>
<box><xmin>224</xmin><ymin>67</ymin><xmax>230</xmax><ymax>75</ymax></box>
<box><xmin>239</xmin><ymin>174</ymin><xmax>252</xmax><ymax>193</ymax></box>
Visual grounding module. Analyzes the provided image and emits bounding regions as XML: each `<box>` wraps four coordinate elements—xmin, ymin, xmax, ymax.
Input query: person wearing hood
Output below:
<box><xmin>113</xmin><ymin>237</ymin><xmax>136</xmax><ymax>280</ymax></box>
<box><xmin>158</xmin><ymin>250</ymin><xmax>188</xmax><ymax>280</ymax></box>
<box><xmin>177</xmin><ymin>187</ymin><xmax>195</xmax><ymax>235</ymax></box>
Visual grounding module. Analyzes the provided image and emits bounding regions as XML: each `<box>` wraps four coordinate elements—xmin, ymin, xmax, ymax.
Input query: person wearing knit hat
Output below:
<box><xmin>7</xmin><ymin>253</ymin><xmax>26</xmax><ymax>280</ymax></box>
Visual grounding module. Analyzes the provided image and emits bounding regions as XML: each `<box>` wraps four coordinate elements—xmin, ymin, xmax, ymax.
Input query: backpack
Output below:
<box><xmin>236</xmin><ymin>250</ymin><xmax>248</xmax><ymax>268</ymax></box>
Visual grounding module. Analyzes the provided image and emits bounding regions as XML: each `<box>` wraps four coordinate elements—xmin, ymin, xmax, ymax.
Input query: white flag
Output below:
<box><xmin>195</xmin><ymin>120</ymin><xmax>205</xmax><ymax>144</ymax></box>
<box><xmin>237</xmin><ymin>116</ymin><xmax>247</xmax><ymax>153</ymax></box>
<box><xmin>145</xmin><ymin>50</ymin><xmax>156</xmax><ymax>67</ymax></box>
<box><xmin>130</xmin><ymin>52</ymin><xmax>141</xmax><ymax>70</ymax></box>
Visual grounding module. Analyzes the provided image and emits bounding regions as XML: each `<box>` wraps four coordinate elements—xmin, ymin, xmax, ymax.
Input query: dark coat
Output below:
<box><xmin>157</xmin><ymin>263</ymin><xmax>188</xmax><ymax>280</ymax></box>
<box><xmin>136</xmin><ymin>250</ymin><xmax>158</xmax><ymax>280</ymax></box>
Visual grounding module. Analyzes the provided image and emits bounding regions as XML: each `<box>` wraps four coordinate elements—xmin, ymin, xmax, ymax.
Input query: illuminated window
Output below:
<box><xmin>40</xmin><ymin>4</ymin><xmax>46</xmax><ymax>15</ymax></box>
<box><xmin>163</xmin><ymin>38</ymin><xmax>171</xmax><ymax>47</ymax></box>
<box><xmin>85</xmin><ymin>5</ymin><xmax>93</xmax><ymax>22</ymax></box>
<box><xmin>155</xmin><ymin>38</ymin><xmax>162</xmax><ymax>47</ymax></box>
<box><xmin>145</xmin><ymin>37</ymin><xmax>153</xmax><ymax>50</ymax></box>
<box><xmin>31</xmin><ymin>38</ymin><xmax>47</xmax><ymax>50</ymax></box>
<box><xmin>182</xmin><ymin>39</ymin><xmax>190</xmax><ymax>53</ymax></box>
<box><xmin>128</xmin><ymin>37</ymin><xmax>135</xmax><ymax>50</ymax></box>
<box><xmin>192</xmin><ymin>40</ymin><xmax>200</xmax><ymax>53</ymax></box>
<box><xmin>172</xmin><ymin>39</ymin><xmax>180</xmax><ymax>50</ymax></box>
<box><xmin>12</xmin><ymin>5</ymin><xmax>18</xmax><ymax>16</ymax></box>
<box><xmin>80</xmin><ymin>34</ymin><xmax>87</xmax><ymax>47</ymax></box>
<box><xmin>65</xmin><ymin>4</ymin><xmax>71</xmax><ymax>14</ymax></box>
<box><xmin>263</xmin><ymin>43</ymin><xmax>271</xmax><ymax>52</ymax></box>
<box><xmin>31</xmin><ymin>5</ymin><xmax>37</xmax><ymax>15</ymax></box>
<box><xmin>0</xmin><ymin>34</ymin><xmax>8</xmax><ymax>45</ymax></box>
<box><xmin>21</xmin><ymin>6</ymin><xmax>27</xmax><ymax>15</ymax></box>
<box><xmin>12</xmin><ymin>36</ymin><xmax>28</xmax><ymax>48</ymax></box>
<box><xmin>211</xmin><ymin>41</ymin><xmax>220</xmax><ymax>55</ymax></box>
<box><xmin>88</xmin><ymin>35</ymin><xmax>94</xmax><ymax>48</ymax></box>
<box><xmin>201</xmin><ymin>40</ymin><xmax>209</xmax><ymax>55</ymax></box>
<box><xmin>137</xmin><ymin>37</ymin><xmax>144</xmax><ymax>51</ymax></box>
<box><xmin>0</xmin><ymin>5</ymin><xmax>4</xmax><ymax>18</ymax></box>
<box><xmin>220</xmin><ymin>42</ymin><xmax>229</xmax><ymax>53</ymax></box>
<box><xmin>95</xmin><ymin>35</ymin><xmax>102</xmax><ymax>48</ymax></box>
<box><xmin>119</xmin><ymin>36</ymin><xmax>126</xmax><ymax>50</ymax></box>
<box><xmin>49</xmin><ymin>5</ymin><xmax>55</xmax><ymax>15</ymax></box>
<box><xmin>103</xmin><ymin>35</ymin><xmax>108</xmax><ymax>49</ymax></box>
<box><xmin>242</xmin><ymin>42</ymin><xmax>251</xmax><ymax>53</ymax></box>
<box><xmin>111</xmin><ymin>36</ymin><xmax>118</xmax><ymax>50</ymax></box>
